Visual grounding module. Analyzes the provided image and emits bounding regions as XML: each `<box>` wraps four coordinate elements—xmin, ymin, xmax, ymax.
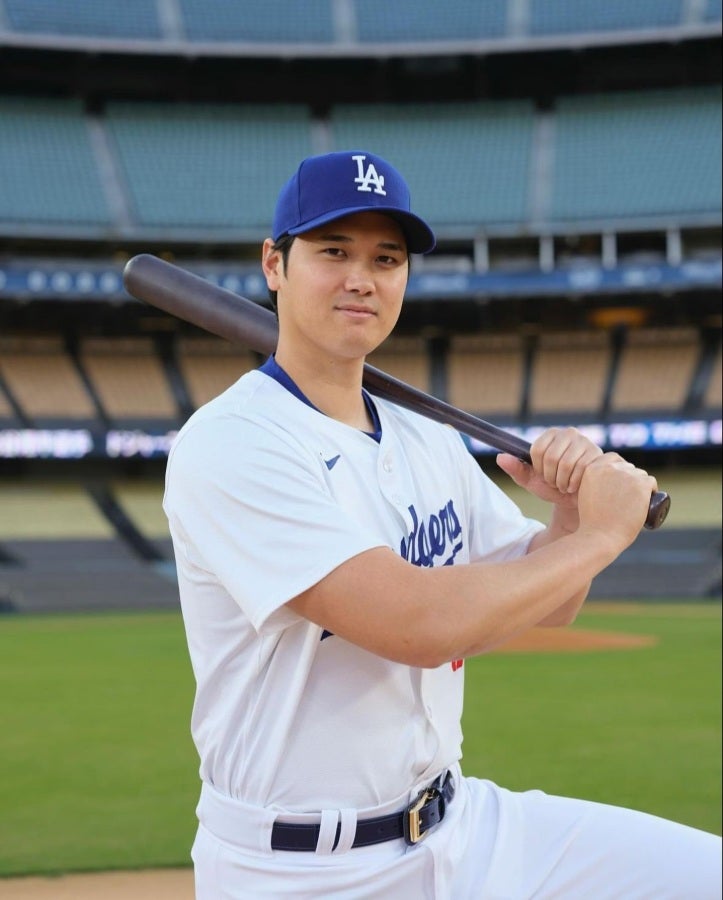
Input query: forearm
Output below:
<box><xmin>526</xmin><ymin>503</ymin><xmax>590</xmax><ymax>626</ymax></box>
<box><xmin>421</xmin><ymin>526</ymin><xmax>617</xmax><ymax>661</ymax></box>
<box><xmin>291</xmin><ymin>445</ymin><xmax>654</xmax><ymax>667</ymax></box>
<box><xmin>291</xmin><ymin>528</ymin><xmax>621</xmax><ymax>668</ymax></box>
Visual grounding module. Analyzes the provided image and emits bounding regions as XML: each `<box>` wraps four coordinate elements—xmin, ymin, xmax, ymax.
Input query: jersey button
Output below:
<box><xmin>382</xmin><ymin>455</ymin><xmax>393</xmax><ymax>472</ymax></box>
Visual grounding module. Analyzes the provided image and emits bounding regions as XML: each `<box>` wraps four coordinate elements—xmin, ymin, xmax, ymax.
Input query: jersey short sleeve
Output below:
<box><xmin>164</xmin><ymin>392</ymin><xmax>388</xmax><ymax>635</ymax></box>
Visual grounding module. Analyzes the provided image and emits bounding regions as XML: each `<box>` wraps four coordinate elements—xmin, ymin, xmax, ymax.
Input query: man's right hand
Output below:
<box><xmin>576</xmin><ymin>453</ymin><xmax>658</xmax><ymax>554</ymax></box>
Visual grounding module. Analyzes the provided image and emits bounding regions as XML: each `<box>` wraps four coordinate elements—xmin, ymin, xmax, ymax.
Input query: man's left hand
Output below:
<box><xmin>496</xmin><ymin>427</ymin><xmax>603</xmax><ymax>509</ymax></box>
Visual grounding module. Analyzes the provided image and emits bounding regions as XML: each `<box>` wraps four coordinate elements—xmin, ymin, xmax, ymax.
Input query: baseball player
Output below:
<box><xmin>163</xmin><ymin>150</ymin><xmax>721</xmax><ymax>898</ymax></box>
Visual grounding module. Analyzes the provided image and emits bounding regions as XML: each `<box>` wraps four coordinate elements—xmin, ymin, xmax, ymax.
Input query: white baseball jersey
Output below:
<box><xmin>166</xmin><ymin>362</ymin><xmax>722</xmax><ymax>899</ymax></box>
<box><xmin>163</xmin><ymin>362</ymin><xmax>544</xmax><ymax>813</ymax></box>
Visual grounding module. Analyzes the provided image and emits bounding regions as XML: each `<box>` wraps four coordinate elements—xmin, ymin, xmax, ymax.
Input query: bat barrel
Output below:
<box><xmin>123</xmin><ymin>254</ymin><xmax>279</xmax><ymax>355</ymax></box>
<box><xmin>123</xmin><ymin>254</ymin><xmax>671</xmax><ymax>531</ymax></box>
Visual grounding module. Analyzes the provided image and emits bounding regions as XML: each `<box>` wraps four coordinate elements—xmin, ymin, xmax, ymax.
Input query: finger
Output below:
<box><xmin>559</xmin><ymin>442</ymin><xmax>604</xmax><ymax>494</ymax></box>
<box><xmin>537</xmin><ymin>427</ymin><xmax>578</xmax><ymax>489</ymax></box>
<box><xmin>534</xmin><ymin>428</ymin><xmax>605</xmax><ymax>494</ymax></box>
<box><xmin>530</xmin><ymin>427</ymin><xmax>570</xmax><ymax>487</ymax></box>
<box><xmin>496</xmin><ymin>453</ymin><xmax>531</xmax><ymax>487</ymax></box>
<box><xmin>529</xmin><ymin>428</ymin><xmax>559</xmax><ymax>473</ymax></box>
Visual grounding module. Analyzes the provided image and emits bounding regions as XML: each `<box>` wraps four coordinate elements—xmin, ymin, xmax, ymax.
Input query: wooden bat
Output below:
<box><xmin>122</xmin><ymin>253</ymin><xmax>671</xmax><ymax>530</ymax></box>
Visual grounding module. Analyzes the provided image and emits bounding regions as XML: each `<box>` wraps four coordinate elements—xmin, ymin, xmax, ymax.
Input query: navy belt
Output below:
<box><xmin>271</xmin><ymin>771</ymin><xmax>455</xmax><ymax>851</ymax></box>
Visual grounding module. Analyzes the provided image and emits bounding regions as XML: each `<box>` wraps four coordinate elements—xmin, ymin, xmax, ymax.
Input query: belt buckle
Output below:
<box><xmin>403</xmin><ymin>787</ymin><xmax>437</xmax><ymax>845</ymax></box>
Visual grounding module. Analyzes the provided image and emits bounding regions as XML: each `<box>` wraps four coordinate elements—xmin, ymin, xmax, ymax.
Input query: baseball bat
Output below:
<box><xmin>122</xmin><ymin>253</ymin><xmax>670</xmax><ymax>530</ymax></box>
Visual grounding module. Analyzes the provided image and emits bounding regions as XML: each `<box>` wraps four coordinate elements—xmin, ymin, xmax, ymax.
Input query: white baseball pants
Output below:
<box><xmin>192</xmin><ymin>771</ymin><xmax>722</xmax><ymax>899</ymax></box>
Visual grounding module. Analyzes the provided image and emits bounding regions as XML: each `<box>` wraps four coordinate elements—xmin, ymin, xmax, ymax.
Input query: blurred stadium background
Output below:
<box><xmin>0</xmin><ymin>0</ymin><xmax>721</xmax><ymax>613</ymax></box>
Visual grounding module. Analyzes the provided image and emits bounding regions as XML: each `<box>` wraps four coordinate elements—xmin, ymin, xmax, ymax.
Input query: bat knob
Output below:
<box><xmin>644</xmin><ymin>490</ymin><xmax>671</xmax><ymax>531</ymax></box>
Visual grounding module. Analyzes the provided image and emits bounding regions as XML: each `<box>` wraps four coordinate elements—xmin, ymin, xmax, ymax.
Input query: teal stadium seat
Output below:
<box><xmin>3</xmin><ymin>0</ymin><xmax>161</xmax><ymax>38</ymax></box>
<box><xmin>0</xmin><ymin>97</ymin><xmax>111</xmax><ymax>226</ymax></box>
<box><xmin>330</xmin><ymin>102</ymin><xmax>535</xmax><ymax>228</ymax></box>
<box><xmin>105</xmin><ymin>103</ymin><xmax>314</xmax><ymax>230</ymax></box>
<box><xmin>705</xmin><ymin>0</ymin><xmax>723</xmax><ymax>21</ymax></box>
<box><xmin>354</xmin><ymin>0</ymin><xmax>507</xmax><ymax>42</ymax></box>
<box><xmin>549</xmin><ymin>88</ymin><xmax>722</xmax><ymax>222</ymax></box>
<box><xmin>529</xmin><ymin>0</ymin><xmax>683</xmax><ymax>34</ymax></box>
<box><xmin>178</xmin><ymin>0</ymin><xmax>334</xmax><ymax>42</ymax></box>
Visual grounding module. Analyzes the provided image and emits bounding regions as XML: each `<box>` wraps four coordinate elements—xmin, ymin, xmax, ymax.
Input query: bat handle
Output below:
<box><xmin>519</xmin><ymin>451</ymin><xmax>670</xmax><ymax>531</ymax></box>
<box><xmin>645</xmin><ymin>490</ymin><xmax>671</xmax><ymax>531</ymax></box>
<box><xmin>512</xmin><ymin>446</ymin><xmax>670</xmax><ymax>530</ymax></box>
<box><xmin>360</xmin><ymin>368</ymin><xmax>672</xmax><ymax>532</ymax></box>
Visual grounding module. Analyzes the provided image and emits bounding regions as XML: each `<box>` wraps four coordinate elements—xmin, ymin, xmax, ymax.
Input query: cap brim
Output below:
<box><xmin>287</xmin><ymin>206</ymin><xmax>436</xmax><ymax>255</ymax></box>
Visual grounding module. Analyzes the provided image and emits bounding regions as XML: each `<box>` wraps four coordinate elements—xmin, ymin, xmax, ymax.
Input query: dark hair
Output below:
<box><xmin>267</xmin><ymin>234</ymin><xmax>295</xmax><ymax>313</ymax></box>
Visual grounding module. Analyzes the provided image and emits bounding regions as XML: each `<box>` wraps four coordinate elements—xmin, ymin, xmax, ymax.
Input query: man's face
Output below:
<box><xmin>263</xmin><ymin>211</ymin><xmax>409</xmax><ymax>366</ymax></box>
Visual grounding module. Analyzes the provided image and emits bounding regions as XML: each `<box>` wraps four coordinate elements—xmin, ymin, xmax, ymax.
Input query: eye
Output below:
<box><xmin>323</xmin><ymin>246</ymin><xmax>346</xmax><ymax>257</ymax></box>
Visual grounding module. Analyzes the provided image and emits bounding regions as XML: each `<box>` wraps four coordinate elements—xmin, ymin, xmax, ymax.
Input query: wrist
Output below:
<box><xmin>573</xmin><ymin>523</ymin><xmax>628</xmax><ymax>565</ymax></box>
<box><xmin>549</xmin><ymin>502</ymin><xmax>580</xmax><ymax>536</ymax></box>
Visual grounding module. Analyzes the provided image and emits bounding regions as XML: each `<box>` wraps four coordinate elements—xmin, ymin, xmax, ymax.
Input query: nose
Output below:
<box><xmin>343</xmin><ymin>262</ymin><xmax>375</xmax><ymax>295</ymax></box>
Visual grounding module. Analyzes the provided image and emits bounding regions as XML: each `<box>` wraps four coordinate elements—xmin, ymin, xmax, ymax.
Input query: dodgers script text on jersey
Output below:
<box><xmin>400</xmin><ymin>500</ymin><xmax>463</xmax><ymax>567</ymax></box>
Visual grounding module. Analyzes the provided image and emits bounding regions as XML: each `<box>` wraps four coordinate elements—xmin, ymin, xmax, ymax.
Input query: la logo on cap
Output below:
<box><xmin>271</xmin><ymin>149</ymin><xmax>436</xmax><ymax>254</ymax></box>
<box><xmin>352</xmin><ymin>154</ymin><xmax>386</xmax><ymax>196</ymax></box>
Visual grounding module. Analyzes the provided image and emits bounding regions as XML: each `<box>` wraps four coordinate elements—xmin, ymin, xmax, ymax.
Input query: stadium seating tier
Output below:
<box><xmin>105</xmin><ymin>103</ymin><xmax>314</xmax><ymax>230</ymax></box>
<box><xmin>0</xmin><ymin>97</ymin><xmax>111</xmax><ymax>227</ymax></box>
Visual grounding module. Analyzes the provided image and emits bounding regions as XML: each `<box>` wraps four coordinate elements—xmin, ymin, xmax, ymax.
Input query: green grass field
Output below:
<box><xmin>0</xmin><ymin>603</ymin><xmax>719</xmax><ymax>878</ymax></box>
<box><xmin>461</xmin><ymin>603</ymin><xmax>721</xmax><ymax>835</ymax></box>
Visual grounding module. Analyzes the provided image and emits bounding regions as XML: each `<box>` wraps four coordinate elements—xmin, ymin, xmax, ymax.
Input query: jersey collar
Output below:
<box><xmin>259</xmin><ymin>355</ymin><xmax>382</xmax><ymax>443</ymax></box>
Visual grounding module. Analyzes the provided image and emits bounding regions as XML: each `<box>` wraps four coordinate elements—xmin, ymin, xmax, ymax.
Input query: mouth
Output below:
<box><xmin>336</xmin><ymin>305</ymin><xmax>377</xmax><ymax>318</ymax></box>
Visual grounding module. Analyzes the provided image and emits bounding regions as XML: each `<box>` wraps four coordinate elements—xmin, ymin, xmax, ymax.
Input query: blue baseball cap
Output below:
<box><xmin>272</xmin><ymin>150</ymin><xmax>436</xmax><ymax>254</ymax></box>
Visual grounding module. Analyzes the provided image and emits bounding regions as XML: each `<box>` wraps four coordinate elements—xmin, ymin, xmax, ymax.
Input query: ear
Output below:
<box><xmin>262</xmin><ymin>238</ymin><xmax>283</xmax><ymax>291</ymax></box>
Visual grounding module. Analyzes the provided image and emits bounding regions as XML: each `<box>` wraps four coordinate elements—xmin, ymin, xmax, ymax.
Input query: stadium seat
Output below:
<box><xmin>78</xmin><ymin>337</ymin><xmax>177</xmax><ymax>421</ymax></box>
<box><xmin>0</xmin><ymin>382</ymin><xmax>15</xmax><ymax>421</ymax></box>
<box><xmin>366</xmin><ymin>337</ymin><xmax>431</xmax><ymax>394</ymax></box>
<box><xmin>0</xmin><ymin>537</ymin><xmax>179</xmax><ymax>612</ymax></box>
<box><xmin>610</xmin><ymin>327</ymin><xmax>700</xmax><ymax>413</ymax></box>
<box><xmin>549</xmin><ymin>87</ymin><xmax>722</xmax><ymax>222</ymax></box>
<box><xmin>5</xmin><ymin>0</ymin><xmax>715</xmax><ymax>44</ymax></box>
<box><xmin>105</xmin><ymin>103</ymin><xmax>314</xmax><ymax>231</ymax></box>
<box><xmin>330</xmin><ymin>102</ymin><xmax>535</xmax><ymax>228</ymax></box>
<box><xmin>178</xmin><ymin>0</ymin><xmax>334</xmax><ymax>42</ymax></box>
<box><xmin>529</xmin><ymin>0</ymin><xmax>683</xmax><ymax>35</ymax></box>
<box><xmin>3</xmin><ymin>0</ymin><xmax>162</xmax><ymax>38</ymax></box>
<box><xmin>177</xmin><ymin>338</ymin><xmax>258</xmax><ymax>409</ymax></box>
<box><xmin>528</xmin><ymin>331</ymin><xmax>611</xmax><ymax>415</ymax></box>
<box><xmin>446</xmin><ymin>334</ymin><xmax>524</xmax><ymax>416</ymax></box>
<box><xmin>703</xmin><ymin>342</ymin><xmax>722</xmax><ymax>409</ymax></box>
<box><xmin>704</xmin><ymin>0</ymin><xmax>723</xmax><ymax>22</ymax></box>
<box><xmin>0</xmin><ymin>336</ymin><xmax>96</xmax><ymax>422</ymax></box>
<box><xmin>0</xmin><ymin>97</ymin><xmax>111</xmax><ymax>227</ymax></box>
<box><xmin>354</xmin><ymin>0</ymin><xmax>507</xmax><ymax>42</ymax></box>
